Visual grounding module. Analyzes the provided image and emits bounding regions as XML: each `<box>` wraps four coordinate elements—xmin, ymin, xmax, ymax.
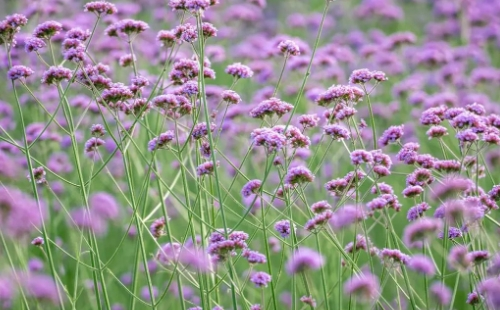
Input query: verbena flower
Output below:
<box><xmin>225</xmin><ymin>63</ymin><xmax>254</xmax><ymax>79</ymax></box>
<box><xmin>241</xmin><ymin>179</ymin><xmax>262</xmax><ymax>198</ymax></box>
<box><xmin>430</xmin><ymin>282</ymin><xmax>451</xmax><ymax>306</ymax></box>
<box><xmin>284</xmin><ymin>165</ymin><xmax>314</xmax><ymax>185</ymax></box>
<box><xmin>344</xmin><ymin>271</ymin><xmax>380</xmax><ymax>302</ymax></box>
<box><xmin>41</xmin><ymin>66</ymin><xmax>72</xmax><ymax>84</ymax></box>
<box><xmin>33</xmin><ymin>21</ymin><xmax>62</xmax><ymax>39</ymax></box>
<box><xmin>278</xmin><ymin>40</ymin><xmax>300</xmax><ymax>56</ymax></box>
<box><xmin>407</xmin><ymin>255</ymin><xmax>435</xmax><ymax>276</ymax></box>
<box><xmin>7</xmin><ymin>65</ymin><xmax>34</xmax><ymax>80</ymax></box>
<box><xmin>84</xmin><ymin>1</ymin><xmax>118</xmax><ymax>15</ymax></box>
<box><xmin>286</xmin><ymin>247</ymin><xmax>324</xmax><ymax>274</ymax></box>
<box><xmin>274</xmin><ymin>220</ymin><xmax>292</xmax><ymax>238</ymax></box>
<box><xmin>250</xmin><ymin>271</ymin><xmax>271</xmax><ymax>288</ymax></box>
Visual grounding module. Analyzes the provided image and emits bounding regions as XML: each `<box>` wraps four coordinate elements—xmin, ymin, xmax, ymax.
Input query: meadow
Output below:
<box><xmin>1</xmin><ymin>0</ymin><xmax>500</xmax><ymax>309</ymax></box>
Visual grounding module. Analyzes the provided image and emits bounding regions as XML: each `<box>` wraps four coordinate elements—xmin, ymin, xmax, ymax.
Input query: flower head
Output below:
<box><xmin>286</xmin><ymin>247</ymin><xmax>324</xmax><ymax>274</ymax></box>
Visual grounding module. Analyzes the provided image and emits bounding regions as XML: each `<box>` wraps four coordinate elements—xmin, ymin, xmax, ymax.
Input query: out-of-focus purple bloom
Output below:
<box><xmin>344</xmin><ymin>271</ymin><xmax>380</xmax><ymax>302</ymax></box>
<box><xmin>430</xmin><ymin>282</ymin><xmax>451</xmax><ymax>306</ymax></box>
<box><xmin>403</xmin><ymin>218</ymin><xmax>442</xmax><ymax>248</ymax></box>
<box><xmin>23</xmin><ymin>274</ymin><xmax>60</xmax><ymax>304</ymax></box>
<box><xmin>286</xmin><ymin>247</ymin><xmax>324</xmax><ymax>274</ymax></box>
<box><xmin>380</xmin><ymin>248</ymin><xmax>410</xmax><ymax>266</ymax></box>
<box><xmin>408</xmin><ymin>255</ymin><xmax>435</xmax><ymax>276</ymax></box>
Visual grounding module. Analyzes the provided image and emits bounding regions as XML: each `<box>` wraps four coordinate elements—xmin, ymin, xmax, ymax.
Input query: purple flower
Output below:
<box><xmin>251</xmin><ymin>128</ymin><xmax>287</xmax><ymax>153</ymax></box>
<box><xmin>242</xmin><ymin>249</ymin><xmax>267</xmax><ymax>264</ymax></box>
<box><xmin>403</xmin><ymin>218</ymin><xmax>442</xmax><ymax>248</ymax></box>
<box><xmin>278</xmin><ymin>40</ymin><xmax>301</xmax><ymax>56</ymax></box>
<box><xmin>467</xmin><ymin>250</ymin><xmax>490</xmax><ymax>265</ymax></box>
<box><xmin>102</xmin><ymin>84</ymin><xmax>134</xmax><ymax>103</ymax></box>
<box><xmin>148</xmin><ymin>130</ymin><xmax>175</xmax><ymax>151</ymax></box>
<box><xmin>23</xmin><ymin>274</ymin><xmax>59</xmax><ymax>304</ymax></box>
<box><xmin>298</xmin><ymin>114</ymin><xmax>320</xmax><ymax>129</ymax></box>
<box><xmin>173</xmin><ymin>23</ymin><xmax>198</xmax><ymax>43</ymax></box>
<box><xmin>406</xmin><ymin>168</ymin><xmax>434</xmax><ymax>187</ymax></box>
<box><xmin>33</xmin><ymin>21</ymin><xmax>62</xmax><ymax>39</ymax></box>
<box><xmin>366</xmin><ymin>197</ymin><xmax>388</xmax><ymax>212</ymax></box>
<box><xmin>304</xmin><ymin>210</ymin><xmax>333</xmax><ymax>231</ymax></box>
<box><xmin>201</xmin><ymin>22</ymin><xmax>217</xmax><ymax>38</ymax></box>
<box><xmin>310</xmin><ymin>201</ymin><xmax>332</xmax><ymax>213</ymax></box>
<box><xmin>41</xmin><ymin>66</ymin><xmax>72</xmax><ymax>85</ymax></box>
<box><xmin>31</xmin><ymin>236</ymin><xmax>44</xmax><ymax>246</ymax></box>
<box><xmin>250</xmin><ymin>272</ymin><xmax>271</xmax><ymax>288</ymax></box>
<box><xmin>379</xmin><ymin>125</ymin><xmax>404</xmax><ymax>146</ymax></box>
<box><xmin>350</xmin><ymin>150</ymin><xmax>373</xmax><ymax>165</ymax></box>
<box><xmin>456</xmin><ymin>129</ymin><xmax>478</xmax><ymax>143</ymax></box>
<box><xmin>221</xmin><ymin>90</ymin><xmax>241</xmax><ymax>104</ymax></box>
<box><xmin>116</xmin><ymin>19</ymin><xmax>149</xmax><ymax>36</ymax></box>
<box><xmin>344</xmin><ymin>235</ymin><xmax>376</xmax><ymax>255</ymax></box>
<box><xmin>185</xmin><ymin>0</ymin><xmax>211</xmax><ymax>11</ymax></box>
<box><xmin>192</xmin><ymin>122</ymin><xmax>216</xmax><ymax>140</ymax></box>
<box><xmin>402</xmin><ymin>185</ymin><xmax>424</xmax><ymax>198</ymax></box>
<box><xmin>156</xmin><ymin>242</ymin><xmax>181</xmax><ymax>265</ymax></box>
<box><xmin>157</xmin><ymin>30</ymin><xmax>176</xmax><ymax>47</ymax></box>
<box><xmin>316</xmin><ymin>85</ymin><xmax>364</xmax><ymax>106</ymax></box>
<box><xmin>437</xmin><ymin>226</ymin><xmax>463</xmax><ymax>239</ymax></box>
<box><xmin>89</xmin><ymin>192</ymin><xmax>119</xmax><ymax>220</ymax></box>
<box><xmin>24</xmin><ymin>37</ymin><xmax>46</xmax><ymax>53</ymax></box>
<box><xmin>84</xmin><ymin>1</ymin><xmax>118</xmax><ymax>15</ymax></box>
<box><xmin>225</xmin><ymin>63</ymin><xmax>254</xmax><ymax>79</ymax></box>
<box><xmin>466</xmin><ymin>291</ymin><xmax>481</xmax><ymax>305</ymax></box>
<box><xmin>349</xmin><ymin>68</ymin><xmax>373</xmax><ymax>84</ymax></box>
<box><xmin>396</xmin><ymin>142</ymin><xmax>419</xmax><ymax>164</ymax></box>
<box><xmin>407</xmin><ymin>255</ymin><xmax>435</xmax><ymax>276</ymax></box>
<box><xmin>448</xmin><ymin>245</ymin><xmax>471</xmax><ymax>271</ymax></box>
<box><xmin>274</xmin><ymin>220</ymin><xmax>292</xmax><ymax>238</ymax></box>
<box><xmin>7</xmin><ymin>65</ymin><xmax>34</xmax><ymax>80</ymax></box>
<box><xmin>380</xmin><ymin>248</ymin><xmax>410</xmax><ymax>265</ymax></box>
<box><xmin>323</xmin><ymin>124</ymin><xmax>350</xmax><ymax>140</ymax></box>
<box><xmin>284</xmin><ymin>165</ymin><xmax>314</xmax><ymax>185</ymax></box>
<box><xmin>196</xmin><ymin>161</ymin><xmax>218</xmax><ymax>177</ymax></box>
<box><xmin>86</xmin><ymin>125</ymin><xmax>105</xmax><ymax>139</ymax></box>
<box><xmin>407</xmin><ymin>202</ymin><xmax>431</xmax><ymax>221</ymax></box>
<box><xmin>150</xmin><ymin>217</ymin><xmax>166</xmax><ymax>239</ymax></box>
<box><xmin>28</xmin><ymin>167</ymin><xmax>46</xmax><ymax>184</ymax></box>
<box><xmin>250</xmin><ymin>97</ymin><xmax>293</xmax><ymax>119</ymax></box>
<box><xmin>330</xmin><ymin>205</ymin><xmax>365</xmax><ymax>230</ymax></box>
<box><xmin>344</xmin><ymin>271</ymin><xmax>380</xmax><ymax>302</ymax></box>
<box><xmin>430</xmin><ymin>282</ymin><xmax>451</xmax><ymax>306</ymax></box>
<box><xmin>426</xmin><ymin>125</ymin><xmax>448</xmax><ymax>139</ymax></box>
<box><xmin>66</xmin><ymin>28</ymin><xmax>91</xmax><ymax>41</ymax></box>
<box><xmin>241</xmin><ymin>179</ymin><xmax>262</xmax><ymax>198</ymax></box>
<box><xmin>286</xmin><ymin>247</ymin><xmax>324</xmax><ymax>274</ymax></box>
<box><xmin>300</xmin><ymin>296</ymin><xmax>316</xmax><ymax>307</ymax></box>
<box><xmin>84</xmin><ymin>137</ymin><xmax>105</xmax><ymax>154</ymax></box>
